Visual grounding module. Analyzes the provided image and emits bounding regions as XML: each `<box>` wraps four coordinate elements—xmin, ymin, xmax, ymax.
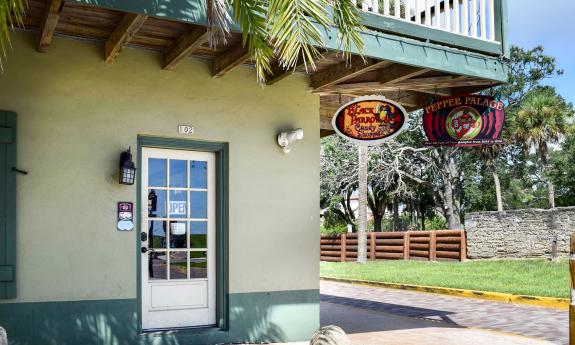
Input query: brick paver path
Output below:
<box><xmin>321</xmin><ymin>280</ymin><xmax>568</xmax><ymax>345</ymax></box>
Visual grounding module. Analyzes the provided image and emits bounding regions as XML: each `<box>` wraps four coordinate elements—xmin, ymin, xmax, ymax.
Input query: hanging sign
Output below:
<box><xmin>423</xmin><ymin>95</ymin><xmax>505</xmax><ymax>147</ymax></box>
<box><xmin>117</xmin><ymin>202</ymin><xmax>134</xmax><ymax>231</ymax></box>
<box><xmin>332</xmin><ymin>96</ymin><xmax>409</xmax><ymax>145</ymax></box>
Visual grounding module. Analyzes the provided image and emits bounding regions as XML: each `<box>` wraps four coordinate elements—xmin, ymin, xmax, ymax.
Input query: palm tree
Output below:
<box><xmin>0</xmin><ymin>0</ymin><xmax>365</xmax><ymax>80</ymax></box>
<box><xmin>0</xmin><ymin>0</ymin><xmax>25</xmax><ymax>71</ymax></box>
<box><xmin>512</xmin><ymin>87</ymin><xmax>571</xmax><ymax>209</ymax></box>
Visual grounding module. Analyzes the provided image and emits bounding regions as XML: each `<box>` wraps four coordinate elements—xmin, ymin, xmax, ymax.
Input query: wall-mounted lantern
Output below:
<box><xmin>119</xmin><ymin>148</ymin><xmax>136</xmax><ymax>185</ymax></box>
<box><xmin>277</xmin><ymin>128</ymin><xmax>304</xmax><ymax>154</ymax></box>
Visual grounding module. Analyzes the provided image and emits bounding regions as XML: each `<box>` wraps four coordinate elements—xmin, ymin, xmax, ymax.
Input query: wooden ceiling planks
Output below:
<box><xmin>21</xmin><ymin>0</ymin><xmax>494</xmax><ymax>118</ymax></box>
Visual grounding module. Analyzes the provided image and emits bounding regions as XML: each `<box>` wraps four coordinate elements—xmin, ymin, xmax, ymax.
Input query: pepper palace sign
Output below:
<box><xmin>423</xmin><ymin>95</ymin><xmax>505</xmax><ymax>147</ymax></box>
<box><xmin>332</xmin><ymin>96</ymin><xmax>409</xmax><ymax>145</ymax></box>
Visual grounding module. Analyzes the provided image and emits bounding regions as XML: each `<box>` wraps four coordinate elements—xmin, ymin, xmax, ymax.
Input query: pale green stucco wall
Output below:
<box><xmin>0</xmin><ymin>32</ymin><xmax>320</xmax><ymax>303</ymax></box>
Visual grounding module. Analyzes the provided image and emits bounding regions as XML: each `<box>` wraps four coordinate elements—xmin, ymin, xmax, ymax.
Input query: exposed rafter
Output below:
<box><xmin>37</xmin><ymin>0</ymin><xmax>63</xmax><ymax>52</ymax></box>
<box><xmin>163</xmin><ymin>26</ymin><xmax>210</xmax><ymax>70</ymax></box>
<box><xmin>212</xmin><ymin>42</ymin><xmax>250</xmax><ymax>78</ymax></box>
<box><xmin>378</xmin><ymin>65</ymin><xmax>430</xmax><ymax>85</ymax></box>
<box><xmin>104</xmin><ymin>13</ymin><xmax>148</xmax><ymax>63</ymax></box>
<box><xmin>310</xmin><ymin>56</ymin><xmax>392</xmax><ymax>90</ymax></box>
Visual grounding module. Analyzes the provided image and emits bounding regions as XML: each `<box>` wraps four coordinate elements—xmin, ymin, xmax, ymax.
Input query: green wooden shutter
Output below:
<box><xmin>0</xmin><ymin>111</ymin><xmax>16</xmax><ymax>299</ymax></box>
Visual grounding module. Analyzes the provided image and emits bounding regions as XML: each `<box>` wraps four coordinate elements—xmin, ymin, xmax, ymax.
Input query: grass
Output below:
<box><xmin>320</xmin><ymin>259</ymin><xmax>569</xmax><ymax>298</ymax></box>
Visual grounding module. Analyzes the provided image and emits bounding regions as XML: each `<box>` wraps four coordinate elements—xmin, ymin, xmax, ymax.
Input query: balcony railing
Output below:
<box><xmin>355</xmin><ymin>0</ymin><xmax>500</xmax><ymax>43</ymax></box>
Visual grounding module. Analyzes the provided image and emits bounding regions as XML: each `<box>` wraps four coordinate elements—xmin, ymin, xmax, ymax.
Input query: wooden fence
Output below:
<box><xmin>320</xmin><ymin>230</ymin><xmax>467</xmax><ymax>262</ymax></box>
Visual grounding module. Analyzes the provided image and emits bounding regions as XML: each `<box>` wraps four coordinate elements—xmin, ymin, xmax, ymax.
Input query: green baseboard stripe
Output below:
<box><xmin>0</xmin><ymin>289</ymin><xmax>319</xmax><ymax>345</ymax></box>
<box><xmin>321</xmin><ymin>277</ymin><xmax>569</xmax><ymax>310</ymax></box>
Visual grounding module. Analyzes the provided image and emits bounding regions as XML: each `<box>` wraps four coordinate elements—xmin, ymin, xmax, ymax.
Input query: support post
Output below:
<box><xmin>403</xmin><ymin>232</ymin><xmax>410</xmax><ymax>260</ymax></box>
<box><xmin>429</xmin><ymin>230</ymin><xmax>436</xmax><ymax>261</ymax></box>
<box><xmin>460</xmin><ymin>230</ymin><xmax>467</xmax><ymax>261</ymax></box>
<box><xmin>357</xmin><ymin>145</ymin><xmax>368</xmax><ymax>264</ymax></box>
<box><xmin>370</xmin><ymin>232</ymin><xmax>376</xmax><ymax>261</ymax></box>
<box><xmin>340</xmin><ymin>233</ymin><xmax>347</xmax><ymax>263</ymax></box>
<box><xmin>570</xmin><ymin>233</ymin><xmax>575</xmax><ymax>345</ymax></box>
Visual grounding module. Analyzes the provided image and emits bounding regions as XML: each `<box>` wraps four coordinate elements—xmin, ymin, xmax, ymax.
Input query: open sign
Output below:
<box><xmin>169</xmin><ymin>201</ymin><xmax>187</xmax><ymax>216</ymax></box>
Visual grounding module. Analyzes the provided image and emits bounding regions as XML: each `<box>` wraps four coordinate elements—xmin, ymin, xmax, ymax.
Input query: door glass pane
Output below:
<box><xmin>190</xmin><ymin>161</ymin><xmax>207</xmax><ymax>189</ymax></box>
<box><xmin>189</xmin><ymin>251</ymin><xmax>207</xmax><ymax>279</ymax></box>
<box><xmin>170</xmin><ymin>252</ymin><xmax>188</xmax><ymax>280</ymax></box>
<box><xmin>149</xmin><ymin>221</ymin><xmax>167</xmax><ymax>249</ymax></box>
<box><xmin>169</xmin><ymin>190</ymin><xmax>187</xmax><ymax>218</ymax></box>
<box><xmin>170</xmin><ymin>160</ymin><xmax>187</xmax><ymax>188</ymax></box>
<box><xmin>149</xmin><ymin>251</ymin><xmax>167</xmax><ymax>280</ymax></box>
<box><xmin>148</xmin><ymin>189</ymin><xmax>166</xmax><ymax>218</ymax></box>
<box><xmin>169</xmin><ymin>221</ymin><xmax>187</xmax><ymax>249</ymax></box>
<box><xmin>190</xmin><ymin>191</ymin><xmax>207</xmax><ymax>218</ymax></box>
<box><xmin>148</xmin><ymin>158</ymin><xmax>167</xmax><ymax>187</ymax></box>
<box><xmin>189</xmin><ymin>221</ymin><xmax>207</xmax><ymax>249</ymax></box>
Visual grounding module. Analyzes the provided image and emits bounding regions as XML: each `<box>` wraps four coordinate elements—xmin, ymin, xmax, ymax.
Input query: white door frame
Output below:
<box><xmin>140</xmin><ymin>147</ymin><xmax>216</xmax><ymax>330</ymax></box>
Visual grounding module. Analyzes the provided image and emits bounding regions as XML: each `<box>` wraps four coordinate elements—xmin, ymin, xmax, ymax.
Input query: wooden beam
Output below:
<box><xmin>264</xmin><ymin>61</ymin><xmax>296</xmax><ymax>85</ymax></box>
<box><xmin>105</xmin><ymin>13</ymin><xmax>148</xmax><ymax>63</ymax></box>
<box><xmin>163</xmin><ymin>26</ymin><xmax>210</xmax><ymax>70</ymax></box>
<box><xmin>212</xmin><ymin>42</ymin><xmax>250</xmax><ymax>78</ymax></box>
<box><xmin>311</xmin><ymin>56</ymin><xmax>392</xmax><ymax>90</ymax></box>
<box><xmin>379</xmin><ymin>65</ymin><xmax>430</xmax><ymax>85</ymax></box>
<box><xmin>37</xmin><ymin>0</ymin><xmax>63</xmax><ymax>52</ymax></box>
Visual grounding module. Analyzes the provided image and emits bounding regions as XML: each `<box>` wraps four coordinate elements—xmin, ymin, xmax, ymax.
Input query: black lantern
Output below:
<box><xmin>119</xmin><ymin>148</ymin><xmax>136</xmax><ymax>185</ymax></box>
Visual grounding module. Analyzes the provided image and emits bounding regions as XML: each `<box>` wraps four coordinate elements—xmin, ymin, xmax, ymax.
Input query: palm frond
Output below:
<box><xmin>206</xmin><ymin>0</ymin><xmax>232</xmax><ymax>48</ymax></box>
<box><xmin>233</xmin><ymin>0</ymin><xmax>273</xmax><ymax>82</ymax></box>
<box><xmin>331</xmin><ymin>0</ymin><xmax>365</xmax><ymax>63</ymax></box>
<box><xmin>267</xmin><ymin>0</ymin><xmax>331</xmax><ymax>72</ymax></box>
<box><xmin>0</xmin><ymin>0</ymin><xmax>26</xmax><ymax>71</ymax></box>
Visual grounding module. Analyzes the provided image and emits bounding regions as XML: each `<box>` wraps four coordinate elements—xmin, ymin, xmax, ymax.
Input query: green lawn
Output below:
<box><xmin>320</xmin><ymin>259</ymin><xmax>569</xmax><ymax>298</ymax></box>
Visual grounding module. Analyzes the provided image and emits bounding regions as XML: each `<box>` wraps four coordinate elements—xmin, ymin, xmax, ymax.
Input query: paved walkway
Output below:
<box><xmin>320</xmin><ymin>280</ymin><xmax>568</xmax><ymax>345</ymax></box>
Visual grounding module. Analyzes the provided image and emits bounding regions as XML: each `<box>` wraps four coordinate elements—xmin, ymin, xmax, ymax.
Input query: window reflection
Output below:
<box><xmin>148</xmin><ymin>189</ymin><xmax>166</xmax><ymax>218</ymax></box>
<box><xmin>190</xmin><ymin>161</ymin><xmax>207</xmax><ymax>189</ymax></box>
<box><xmin>170</xmin><ymin>160</ymin><xmax>187</xmax><ymax>188</ymax></box>
<box><xmin>170</xmin><ymin>221</ymin><xmax>187</xmax><ymax>249</ymax></box>
<box><xmin>190</xmin><ymin>222</ymin><xmax>207</xmax><ymax>249</ymax></box>
<box><xmin>189</xmin><ymin>251</ymin><xmax>207</xmax><ymax>279</ymax></box>
<box><xmin>148</xmin><ymin>158</ymin><xmax>167</xmax><ymax>187</ymax></box>
<box><xmin>149</xmin><ymin>221</ymin><xmax>167</xmax><ymax>249</ymax></box>
<box><xmin>190</xmin><ymin>191</ymin><xmax>207</xmax><ymax>218</ymax></box>
<box><xmin>149</xmin><ymin>251</ymin><xmax>167</xmax><ymax>280</ymax></box>
<box><xmin>169</xmin><ymin>190</ymin><xmax>187</xmax><ymax>218</ymax></box>
<box><xmin>170</xmin><ymin>252</ymin><xmax>187</xmax><ymax>280</ymax></box>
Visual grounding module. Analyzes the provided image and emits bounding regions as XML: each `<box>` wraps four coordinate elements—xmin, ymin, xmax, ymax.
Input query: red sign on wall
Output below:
<box><xmin>332</xmin><ymin>96</ymin><xmax>409</xmax><ymax>145</ymax></box>
<box><xmin>423</xmin><ymin>95</ymin><xmax>505</xmax><ymax>147</ymax></box>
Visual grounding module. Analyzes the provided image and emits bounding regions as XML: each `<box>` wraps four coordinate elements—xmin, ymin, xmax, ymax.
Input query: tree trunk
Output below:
<box><xmin>392</xmin><ymin>197</ymin><xmax>400</xmax><ymax>231</ymax></box>
<box><xmin>548</xmin><ymin>180</ymin><xmax>555</xmax><ymax>209</ymax></box>
<box><xmin>373</xmin><ymin>213</ymin><xmax>383</xmax><ymax>232</ymax></box>
<box><xmin>540</xmin><ymin>145</ymin><xmax>555</xmax><ymax>209</ymax></box>
<box><xmin>492</xmin><ymin>169</ymin><xmax>504</xmax><ymax>212</ymax></box>
<box><xmin>357</xmin><ymin>145</ymin><xmax>368</xmax><ymax>264</ymax></box>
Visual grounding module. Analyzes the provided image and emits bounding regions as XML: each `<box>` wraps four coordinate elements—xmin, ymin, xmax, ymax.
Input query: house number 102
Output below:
<box><xmin>178</xmin><ymin>125</ymin><xmax>195</xmax><ymax>134</ymax></box>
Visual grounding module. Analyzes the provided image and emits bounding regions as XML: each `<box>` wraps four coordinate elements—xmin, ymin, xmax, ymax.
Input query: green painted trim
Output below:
<box><xmin>358</xmin><ymin>10</ymin><xmax>502</xmax><ymax>56</ymax></box>
<box><xmin>0</xmin><ymin>127</ymin><xmax>13</xmax><ymax>144</ymax></box>
<box><xmin>499</xmin><ymin>0</ymin><xmax>510</xmax><ymax>58</ymax></box>
<box><xmin>68</xmin><ymin>0</ymin><xmax>508</xmax><ymax>83</ymax></box>
<box><xmin>136</xmin><ymin>136</ymin><xmax>229</xmax><ymax>331</ymax></box>
<box><xmin>0</xmin><ymin>289</ymin><xmax>319</xmax><ymax>345</ymax></box>
<box><xmin>0</xmin><ymin>265</ymin><xmax>14</xmax><ymax>282</ymax></box>
<box><xmin>0</xmin><ymin>111</ymin><xmax>16</xmax><ymax>299</ymax></box>
<box><xmin>321</xmin><ymin>277</ymin><xmax>569</xmax><ymax>310</ymax></box>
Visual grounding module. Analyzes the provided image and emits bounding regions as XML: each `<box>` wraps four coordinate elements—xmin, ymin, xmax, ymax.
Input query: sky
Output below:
<box><xmin>508</xmin><ymin>0</ymin><xmax>575</xmax><ymax>104</ymax></box>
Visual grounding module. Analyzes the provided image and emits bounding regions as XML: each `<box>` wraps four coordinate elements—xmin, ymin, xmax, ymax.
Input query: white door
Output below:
<box><xmin>141</xmin><ymin>147</ymin><xmax>216</xmax><ymax>330</ymax></box>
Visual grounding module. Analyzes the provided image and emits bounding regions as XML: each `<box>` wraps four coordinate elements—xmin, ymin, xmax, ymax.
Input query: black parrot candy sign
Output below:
<box><xmin>332</xmin><ymin>96</ymin><xmax>409</xmax><ymax>145</ymax></box>
<box><xmin>423</xmin><ymin>95</ymin><xmax>505</xmax><ymax>147</ymax></box>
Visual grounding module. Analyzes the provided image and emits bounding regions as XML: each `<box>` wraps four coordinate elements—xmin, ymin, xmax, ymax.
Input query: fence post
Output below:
<box><xmin>570</xmin><ymin>233</ymin><xmax>575</xmax><ymax>345</ymax></box>
<box><xmin>403</xmin><ymin>232</ymin><xmax>410</xmax><ymax>260</ymax></box>
<box><xmin>370</xmin><ymin>232</ymin><xmax>376</xmax><ymax>261</ymax></box>
<box><xmin>429</xmin><ymin>231</ymin><xmax>436</xmax><ymax>261</ymax></box>
<box><xmin>340</xmin><ymin>233</ymin><xmax>347</xmax><ymax>263</ymax></box>
<box><xmin>460</xmin><ymin>230</ymin><xmax>467</xmax><ymax>261</ymax></box>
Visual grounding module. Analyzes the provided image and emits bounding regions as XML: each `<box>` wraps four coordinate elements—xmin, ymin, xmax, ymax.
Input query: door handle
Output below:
<box><xmin>141</xmin><ymin>247</ymin><xmax>150</xmax><ymax>254</ymax></box>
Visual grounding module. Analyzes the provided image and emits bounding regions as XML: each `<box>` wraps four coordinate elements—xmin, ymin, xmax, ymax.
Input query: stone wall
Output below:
<box><xmin>465</xmin><ymin>207</ymin><xmax>575</xmax><ymax>259</ymax></box>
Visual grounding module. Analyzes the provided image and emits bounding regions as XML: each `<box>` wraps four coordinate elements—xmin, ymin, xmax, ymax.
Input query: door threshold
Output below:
<box><xmin>141</xmin><ymin>324</ymin><xmax>220</xmax><ymax>335</ymax></box>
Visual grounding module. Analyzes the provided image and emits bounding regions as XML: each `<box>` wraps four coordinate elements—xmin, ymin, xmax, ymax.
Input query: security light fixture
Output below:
<box><xmin>119</xmin><ymin>148</ymin><xmax>136</xmax><ymax>185</ymax></box>
<box><xmin>277</xmin><ymin>128</ymin><xmax>304</xmax><ymax>154</ymax></box>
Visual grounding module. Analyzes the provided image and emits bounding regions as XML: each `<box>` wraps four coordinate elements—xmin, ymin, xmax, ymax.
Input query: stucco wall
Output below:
<box><xmin>0</xmin><ymin>32</ymin><xmax>320</xmax><ymax>303</ymax></box>
<box><xmin>465</xmin><ymin>207</ymin><xmax>575</xmax><ymax>259</ymax></box>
